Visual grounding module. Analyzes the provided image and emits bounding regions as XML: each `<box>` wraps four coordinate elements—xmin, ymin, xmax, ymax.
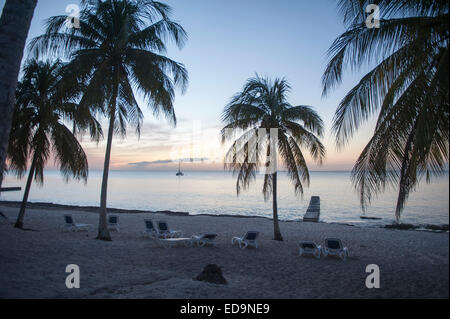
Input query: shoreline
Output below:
<box><xmin>1</xmin><ymin>200</ymin><xmax>448</xmax><ymax>232</ymax></box>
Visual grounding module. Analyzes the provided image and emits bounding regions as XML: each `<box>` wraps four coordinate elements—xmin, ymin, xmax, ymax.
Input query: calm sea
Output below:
<box><xmin>1</xmin><ymin>170</ymin><xmax>448</xmax><ymax>226</ymax></box>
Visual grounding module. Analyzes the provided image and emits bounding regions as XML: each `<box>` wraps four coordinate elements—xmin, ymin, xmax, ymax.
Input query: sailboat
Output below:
<box><xmin>176</xmin><ymin>160</ymin><xmax>184</xmax><ymax>176</ymax></box>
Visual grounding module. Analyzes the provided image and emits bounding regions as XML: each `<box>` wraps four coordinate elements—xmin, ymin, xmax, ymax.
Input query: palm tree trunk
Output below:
<box><xmin>97</xmin><ymin>64</ymin><xmax>120</xmax><ymax>241</ymax></box>
<box><xmin>0</xmin><ymin>0</ymin><xmax>38</xmax><ymax>189</ymax></box>
<box><xmin>272</xmin><ymin>172</ymin><xmax>283</xmax><ymax>241</ymax></box>
<box><xmin>14</xmin><ymin>155</ymin><xmax>37</xmax><ymax>229</ymax></box>
<box><xmin>97</xmin><ymin>112</ymin><xmax>115</xmax><ymax>241</ymax></box>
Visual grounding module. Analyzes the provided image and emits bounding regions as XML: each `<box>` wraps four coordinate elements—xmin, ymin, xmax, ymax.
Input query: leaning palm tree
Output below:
<box><xmin>29</xmin><ymin>0</ymin><xmax>188</xmax><ymax>240</ymax></box>
<box><xmin>8</xmin><ymin>59</ymin><xmax>96</xmax><ymax>229</ymax></box>
<box><xmin>322</xmin><ymin>0</ymin><xmax>449</xmax><ymax>222</ymax></box>
<box><xmin>0</xmin><ymin>0</ymin><xmax>38</xmax><ymax>189</ymax></box>
<box><xmin>221</xmin><ymin>75</ymin><xmax>325</xmax><ymax>241</ymax></box>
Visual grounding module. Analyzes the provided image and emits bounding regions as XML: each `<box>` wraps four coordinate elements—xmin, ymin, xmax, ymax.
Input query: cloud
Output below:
<box><xmin>128</xmin><ymin>157</ymin><xmax>209</xmax><ymax>168</ymax></box>
<box><xmin>129</xmin><ymin>160</ymin><xmax>171</xmax><ymax>166</ymax></box>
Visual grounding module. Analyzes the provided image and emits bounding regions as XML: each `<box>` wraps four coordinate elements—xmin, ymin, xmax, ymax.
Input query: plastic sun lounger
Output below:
<box><xmin>321</xmin><ymin>238</ymin><xmax>349</xmax><ymax>261</ymax></box>
<box><xmin>156</xmin><ymin>221</ymin><xmax>182</xmax><ymax>239</ymax></box>
<box><xmin>191</xmin><ymin>233</ymin><xmax>218</xmax><ymax>247</ymax></box>
<box><xmin>107</xmin><ymin>215</ymin><xmax>120</xmax><ymax>232</ymax></box>
<box><xmin>158</xmin><ymin>237</ymin><xmax>194</xmax><ymax>248</ymax></box>
<box><xmin>299</xmin><ymin>241</ymin><xmax>322</xmax><ymax>259</ymax></box>
<box><xmin>143</xmin><ymin>219</ymin><xmax>158</xmax><ymax>238</ymax></box>
<box><xmin>232</xmin><ymin>231</ymin><xmax>259</xmax><ymax>249</ymax></box>
<box><xmin>63</xmin><ymin>214</ymin><xmax>92</xmax><ymax>232</ymax></box>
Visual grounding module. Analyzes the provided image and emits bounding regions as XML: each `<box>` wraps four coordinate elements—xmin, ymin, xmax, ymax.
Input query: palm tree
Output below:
<box><xmin>221</xmin><ymin>75</ymin><xmax>325</xmax><ymax>241</ymax></box>
<box><xmin>8</xmin><ymin>59</ymin><xmax>97</xmax><ymax>229</ymax></box>
<box><xmin>29</xmin><ymin>0</ymin><xmax>188</xmax><ymax>240</ymax></box>
<box><xmin>322</xmin><ymin>0</ymin><xmax>449</xmax><ymax>222</ymax></box>
<box><xmin>0</xmin><ymin>0</ymin><xmax>38</xmax><ymax>189</ymax></box>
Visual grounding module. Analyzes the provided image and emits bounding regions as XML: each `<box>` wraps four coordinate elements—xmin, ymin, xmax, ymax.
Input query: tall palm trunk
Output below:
<box><xmin>0</xmin><ymin>0</ymin><xmax>38</xmax><ymax>189</ymax></box>
<box><xmin>272</xmin><ymin>172</ymin><xmax>283</xmax><ymax>241</ymax></box>
<box><xmin>97</xmin><ymin>65</ymin><xmax>120</xmax><ymax>241</ymax></box>
<box><xmin>14</xmin><ymin>155</ymin><xmax>37</xmax><ymax>229</ymax></box>
<box><xmin>97</xmin><ymin>113</ymin><xmax>114</xmax><ymax>240</ymax></box>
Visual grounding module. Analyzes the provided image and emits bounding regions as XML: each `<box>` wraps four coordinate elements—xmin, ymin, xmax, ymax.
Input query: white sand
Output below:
<box><xmin>0</xmin><ymin>204</ymin><xmax>448</xmax><ymax>299</ymax></box>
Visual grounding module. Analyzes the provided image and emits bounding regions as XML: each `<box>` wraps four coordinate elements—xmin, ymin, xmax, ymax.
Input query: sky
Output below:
<box><xmin>1</xmin><ymin>0</ymin><xmax>379</xmax><ymax>171</ymax></box>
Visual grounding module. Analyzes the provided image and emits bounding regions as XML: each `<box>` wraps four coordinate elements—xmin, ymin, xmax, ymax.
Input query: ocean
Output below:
<box><xmin>1</xmin><ymin>170</ymin><xmax>448</xmax><ymax>227</ymax></box>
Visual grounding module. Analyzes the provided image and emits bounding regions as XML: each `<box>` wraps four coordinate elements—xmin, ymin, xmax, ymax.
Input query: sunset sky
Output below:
<box><xmin>2</xmin><ymin>0</ymin><xmax>379</xmax><ymax>171</ymax></box>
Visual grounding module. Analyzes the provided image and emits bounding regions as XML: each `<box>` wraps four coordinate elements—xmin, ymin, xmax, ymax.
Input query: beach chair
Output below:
<box><xmin>191</xmin><ymin>233</ymin><xmax>218</xmax><ymax>247</ymax></box>
<box><xmin>299</xmin><ymin>241</ymin><xmax>321</xmax><ymax>259</ymax></box>
<box><xmin>321</xmin><ymin>238</ymin><xmax>349</xmax><ymax>261</ymax></box>
<box><xmin>107</xmin><ymin>215</ymin><xmax>120</xmax><ymax>232</ymax></box>
<box><xmin>63</xmin><ymin>214</ymin><xmax>92</xmax><ymax>232</ymax></box>
<box><xmin>156</xmin><ymin>221</ymin><xmax>182</xmax><ymax>239</ymax></box>
<box><xmin>158</xmin><ymin>237</ymin><xmax>194</xmax><ymax>248</ymax></box>
<box><xmin>143</xmin><ymin>219</ymin><xmax>158</xmax><ymax>238</ymax></box>
<box><xmin>232</xmin><ymin>231</ymin><xmax>259</xmax><ymax>249</ymax></box>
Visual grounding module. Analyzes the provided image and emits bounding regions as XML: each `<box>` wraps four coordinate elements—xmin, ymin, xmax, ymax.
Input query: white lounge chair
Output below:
<box><xmin>191</xmin><ymin>233</ymin><xmax>218</xmax><ymax>247</ymax></box>
<box><xmin>299</xmin><ymin>241</ymin><xmax>321</xmax><ymax>258</ymax></box>
<box><xmin>156</xmin><ymin>220</ymin><xmax>182</xmax><ymax>239</ymax></box>
<box><xmin>158</xmin><ymin>237</ymin><xmax>194</xmax><ymax>248</ymax></box>
<box><xmin>63</xmin><ymin>214</ymin><xmax>92</xmax><ymax>232</ymax></box>
<box><xmin>321</xmin><ymin>238</ymin><xmax>349</xmax><ymax>261</ymax></box>
<box><xmin>107</xmin><ymin>215</ymin><xmax>119</xmax><ymax>232</ymax></box>
<box><xmin>143</xmin><ymin>219</ymin><xmax>158</xmax><ymax>238</ymax></box>
<box><xmin>232</xmin><ymin>231</ymin><xmax>259</xmax><ymax>249</ymax></box>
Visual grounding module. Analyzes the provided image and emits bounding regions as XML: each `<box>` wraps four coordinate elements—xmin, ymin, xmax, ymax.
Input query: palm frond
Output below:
<box><xmin>325</xmin><ymin>1</ymin><xmax>448</xmax><ymax>220</ymax></box>
<box><xmin>222</xmin><ymin>75</ymin><xmax>325</xmax><ymax>198</ymax></box>
<box><xmin>51</xmin><ymin>122</ymin><xmax>89</xmax><ymax>183</ymax></box>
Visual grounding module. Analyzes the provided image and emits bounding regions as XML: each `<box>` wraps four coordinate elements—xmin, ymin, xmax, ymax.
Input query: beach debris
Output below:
<box><xmin>194</xmin><ymin>264</ymin><xmax>227</xmax><ymax>285</ymax></box>
<box><xmin>384</xmin><ymin>223</ymin><xmax>449</xmax><ymax>232</ymax></box>
<box><xmin>360</xmin><ymin>216</ymin><xmax>382</xmax><ymax>220</ymax></box>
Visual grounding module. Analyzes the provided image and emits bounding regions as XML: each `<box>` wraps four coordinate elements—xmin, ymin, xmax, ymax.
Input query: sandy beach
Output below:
<box><xmin>0</xmin><ymin>203</ymin><xmax>448</xmax><ymax>299</ymax></box>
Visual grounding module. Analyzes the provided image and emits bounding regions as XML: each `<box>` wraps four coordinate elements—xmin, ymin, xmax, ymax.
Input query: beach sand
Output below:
<box><xmin>0</xmin><ymin>204</ymin><xmax>448</xmax><ymax>299</ymax></box>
